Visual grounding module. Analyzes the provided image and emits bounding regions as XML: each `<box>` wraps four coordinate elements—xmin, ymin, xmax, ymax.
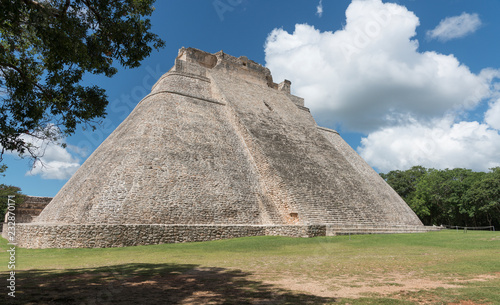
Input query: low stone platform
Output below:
<box><xmin>5</xmin><ymin>223</ymin><xmax>441</xmax><ymax>249</ymax></box>
<box><xmin>326</xmin><ymin>224</ymin><xmax>441</xmax><ymax>235</ymax></box>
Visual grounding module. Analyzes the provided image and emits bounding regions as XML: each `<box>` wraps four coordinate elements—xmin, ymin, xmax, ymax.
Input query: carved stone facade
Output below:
<box><xmin>5</xmin><ymin>48</ymin><xmax>429</xmax><ymax>248</ymax></box>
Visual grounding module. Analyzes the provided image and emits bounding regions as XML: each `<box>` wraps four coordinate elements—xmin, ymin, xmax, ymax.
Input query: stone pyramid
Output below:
<box><xmin>13</xmin><ymin>48</ymin><xmax>429</xmax><ymax>248</ymax></box>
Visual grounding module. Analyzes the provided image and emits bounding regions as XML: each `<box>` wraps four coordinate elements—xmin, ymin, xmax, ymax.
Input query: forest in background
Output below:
<box><xmin>380</xmin><ymin>166</ymin><xmax>500</xmax><ymax>228</ymax></box>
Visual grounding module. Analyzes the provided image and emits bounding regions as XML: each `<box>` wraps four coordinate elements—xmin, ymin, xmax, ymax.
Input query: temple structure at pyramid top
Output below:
<box><xmin>7</xmin><ymin>47</ymin><xmax>433</xmax><ymax>248</ymax></box>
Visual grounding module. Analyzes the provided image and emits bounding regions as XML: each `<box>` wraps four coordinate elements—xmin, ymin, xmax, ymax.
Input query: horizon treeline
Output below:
<box><xmin>380</xmin><ymin>166</ymin><xmax>500</xmax><ymax>228</ymax></box>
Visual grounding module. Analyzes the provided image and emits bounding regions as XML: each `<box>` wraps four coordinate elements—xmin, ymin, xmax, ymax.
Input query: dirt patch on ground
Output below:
<box><xmin>262</xmin><ymin>272</ymin><xmax>500</xmax><ymax>299</ymax></box>
<box><xmin>447</xmin><ymin>301</ymin><xmax>492</xmax><ymax>305</ymax></box>
<box><xmin>5</xmin><ymin>266</ymin><xmax>499</xmax><ymax>304</ymax></box>
<box><xmin>6</xmin><ymin>264</ymin><xmax>337</xmax><ymax>304</ymax></box>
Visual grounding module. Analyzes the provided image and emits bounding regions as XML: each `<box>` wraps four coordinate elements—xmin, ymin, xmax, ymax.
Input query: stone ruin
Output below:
<box><xmin>1</xmin><ymin>196</ymin><xmax>51</xmax><ymax>234</ymax></box>
<box><xmin>4</xmin><ymin>48</ymin><xmax>434</xmax><ymax>248</ymax></box>
<box><xmin>8</xmin><ymin>196</ymin><xmax>52</xmax><ymax>224</ymax></box>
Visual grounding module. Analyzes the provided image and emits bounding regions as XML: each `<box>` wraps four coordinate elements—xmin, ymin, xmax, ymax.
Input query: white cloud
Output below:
<box><xmin>15</xmin><ymin>126</ymin><xmax>82</xmax><ymax>180</ymax></box>
<box><xmin>358</xmin><ymin>117</ymin><xmax>500</xmax><ymax>172</ymax></box>
<box><xmin>485</xmin><ymin>99</ymin><xmax>500</xmax><ymax>130</ymax></box>
<box><xmin>66</xmin><ymin>143</ymin><xmax>90</xmax><ymax>159</ymax></box>
<box><xmin>316</xmin><ymin>0</ymin><xmax>323</xmax><ymax>17</ymax></box>
<box><xmin>26</xmin><ymin>143</ymin><xmax>81</xmax><ymax>180</ymax></box>
<box><xmin>427</xmin><ymin>12</ymin><xmax>482</xmax><ymax>42</ymax></box>
<box><xmin>28</xmin><ymin>159</ymin><xmax>81</xmax><ymax>180</ymax></box>
<box><xmin>265</xmin><ymin>1</ymin><xmax>494</xmax><ymax>132</ymax></box>
<box><xmin>265</xmin><ymin>0</ymin><xmax>500</xmax><ymax>172</ymax></box>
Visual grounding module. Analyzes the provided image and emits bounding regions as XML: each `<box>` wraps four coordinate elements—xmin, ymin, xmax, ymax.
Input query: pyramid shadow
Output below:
<box><xmin>3</xmin><ymin>263</ymin><xmax>337</xmax><ymax>304</ymax></box>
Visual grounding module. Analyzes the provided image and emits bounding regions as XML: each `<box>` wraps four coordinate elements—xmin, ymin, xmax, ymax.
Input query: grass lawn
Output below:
<box><xmin>0</xmin><ymin>230</ymin><xmax>499</xmax><ymax>304</ymax></box>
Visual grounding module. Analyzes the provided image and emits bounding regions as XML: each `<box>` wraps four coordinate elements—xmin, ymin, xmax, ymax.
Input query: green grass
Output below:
<box><xmin>0</xmin><ymin>230</ymin><xmax>499</xmax><ymax>304</ymax></box>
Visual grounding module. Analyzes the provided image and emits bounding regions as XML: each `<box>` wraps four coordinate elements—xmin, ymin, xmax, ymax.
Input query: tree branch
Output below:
<box><xmin>21</xmin><ymin>0</ymin><xmax>47</xmax><ymax>9</ymax></box>
<box><xmin>62</xmin><ymin>0</ymin><xmax>71</xmax><ymax>15</ymax></box>
<box><xmin>0</xmin><ymin>62</ymin><xmax>51</xmax><ymax>99</ymax></box>
<box><xmin>22</xmin><ymin>0</ymin><xmax>72</xmax><ymax>18</ymax></box>
<box><xmin>83</xmin><ymin>0</ymin><xmax>103</xmax><ymax>24</ymax></box>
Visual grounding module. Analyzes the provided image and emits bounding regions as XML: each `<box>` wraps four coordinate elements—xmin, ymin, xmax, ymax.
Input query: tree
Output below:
<box><xmin>0</xmin><ymin>0</ymin><xmax>164</xmax><ymax>163</ymax></box>
<box><xmin>412</xmin><ymin>168</ymin><xmax>483</xmax><ymax>226</ymax></box>
<box><xmin>381</xmin><ymin>166</ymin><xmax>492</xmax><ymax>227</ymax></box>
<box><xmin>0</xmin><ymin>184</ymin><xmax>25</xmax><ymax>223</ymax></box>
<box><xmin>380</xmin><ymin>165</ymin><xmax>427</xmax><ymax>200</ymax></box>
<box><xmin>0</xmin><ymin>163</ymin><xmax>24</xmax><ymax>222</ymax></box>
<box><xmin>466</xmin><ymin>168</ymin><xmax>500</xmax><ymax>227</ymax></box>
<box><xmin>380</xmin><ymin>166</ymin><xmax>428</xmax><ymax>219</ymax></box>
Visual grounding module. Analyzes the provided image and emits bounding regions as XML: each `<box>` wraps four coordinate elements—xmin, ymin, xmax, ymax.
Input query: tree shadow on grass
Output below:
<box><xmin>3</xmin><ymin>263</ymin><xmax>337</xmax><ymax>304</ymax></box>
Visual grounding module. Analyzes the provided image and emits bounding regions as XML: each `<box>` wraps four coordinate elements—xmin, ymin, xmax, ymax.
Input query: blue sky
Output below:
<box><xmin>4</xmin><ymin>0</ymin><xmax>500</xmax><ymax>196</ymax></box>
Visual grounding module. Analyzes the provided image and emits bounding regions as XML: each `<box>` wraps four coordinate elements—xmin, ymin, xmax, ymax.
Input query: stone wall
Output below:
<box><xmin>7</xmin><ymin>223</ymin><xmax>437</xmax><ymax>249</ymax></box>
<box><xmin>11</xmin><ymin>224</ymin><xmax>327</xmax><ymax>249</ymax></box>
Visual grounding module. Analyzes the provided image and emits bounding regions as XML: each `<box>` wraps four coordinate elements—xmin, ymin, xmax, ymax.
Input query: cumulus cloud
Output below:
<box><xmin>28</xmin><ymin>159</ymin><xmax>81</xmax><ymax>180</ymax></box>
<box><xmin>358</xmin><ymin>117</ymin><xmax>500</xmax><ymax>173</ymax></box>
<box><xmin>265</xmin><ymin>1</ymin><xmax>494</xmax><ymax>132</ymax></box>
<box><xmin>316</xmin><ymin>0</ymin><xmax>323</xmax><ymax>17</ymax></box>
<box><xmin>485</xmin><ymin>99</ymin><xmax>500</xmax><ymax>130</ymax></box>
<box><xmin>427</xmin><ymin>12</ymin><xmax>482</xmax><ymax>42</ymax></box>
<box><xmin>16</xmin><ymin>126</ymin><xmax>82</xmax><ymax>179</ymax></box>
<box><xmin>265</xmin><ymin>0</ymin><xmax>500</xmax><ymax>172</ymax></box>
<box><xmin>27</xmin><ymin>145</ymin><xmax>81</xmax><ymax>180</ymax></box>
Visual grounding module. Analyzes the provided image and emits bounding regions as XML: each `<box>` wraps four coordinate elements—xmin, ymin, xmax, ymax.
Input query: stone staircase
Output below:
<box><xmin>12</xmin><ymin>196</ymin><xmax>52</xmax><ymax>223</ymax></box>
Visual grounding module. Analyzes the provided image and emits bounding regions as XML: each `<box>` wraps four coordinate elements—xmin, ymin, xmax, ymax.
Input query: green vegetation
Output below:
<box><xmin>1</xmin><ymin>230</ymin><xmax>498</xmax><ymax>304</ymax></box>
<box><xmin>0</xmin><ymin>184</ymin><xmax>24</xmax><ymax>223</ymax></box>
<box><xmin>0</xmin><ymin>0</ymin><xmax>164</xmax><ymax>161</ymax></box>
<box><xmin>0</xmin><ymin>165</ymin><xmax>25</xmax><ymax>223</ymax></box>
<box><xmin>381</xmin><ymin>166</ymin><xmax>500</xmax><ymax>228</ymax></box>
